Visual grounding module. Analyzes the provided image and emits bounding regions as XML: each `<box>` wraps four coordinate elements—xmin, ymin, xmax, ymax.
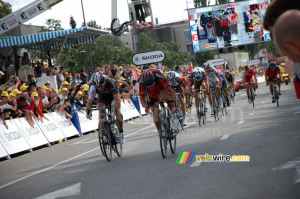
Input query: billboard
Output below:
<box><xmin>188</xmin><ymin>0</ymin><xmax>270</xmax><ymax>52</ymax></box>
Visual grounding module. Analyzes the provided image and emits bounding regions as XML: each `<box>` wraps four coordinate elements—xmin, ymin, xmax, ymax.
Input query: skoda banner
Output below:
<box><xmin>132</xmin><ymin>50</ymin><xmax>165</xmax><ymax>65</ymax></box>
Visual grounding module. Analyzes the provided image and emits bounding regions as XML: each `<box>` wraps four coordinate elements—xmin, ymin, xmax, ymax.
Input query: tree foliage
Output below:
<box><xmin>82</xmin><ymin>20</ymin><xmax>101</xmax><ymax>29</ymax></box>
<box><xmin>137</xmin><ymin>32</ymin><xmax>191</xmax><ymax>68</ymax></box>
<box><xmin>41</xmin><ymin>19</ymin><xmax>64</xmax><ymax>32</ymax></box>
<box><xmin>195</xmin><ymin>50</ymin><xmax>218</xmax><ymax>66</ymax></box>
<box><xmin>59</xmin><ymin>36</ymin><xmax>134</xmax><ymax>72</ymax></box>
<box><xmin>69</xmin><ymin>16</ymin><xmax>77</xmax><ymax>29</ymax></box>
<box><xmin>194</xmin><ymin>0</ymin><xmax>210</xmax><ymax>8</ymax></box>
<box><xmin>0</xmin><ymin>0</ymin><xmax>12</xmax><ymax>18</ymax></box>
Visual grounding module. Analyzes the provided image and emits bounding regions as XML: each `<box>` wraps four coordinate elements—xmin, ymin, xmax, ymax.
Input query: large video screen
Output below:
<box><xmin>188</xmin><ymin>0</ymin><xmax>271</xmax><ymax>52</ymax></box>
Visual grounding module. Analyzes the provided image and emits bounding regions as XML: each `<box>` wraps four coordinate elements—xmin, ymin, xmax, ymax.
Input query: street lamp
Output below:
<box><xmin>81</xmin><ymin>0</ymin><xmax>94</xmax><ymax>72</ymax></box>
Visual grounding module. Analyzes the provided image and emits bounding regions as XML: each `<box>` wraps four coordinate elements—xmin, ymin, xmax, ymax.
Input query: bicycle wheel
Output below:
<box><xmin>103</xmin><ymin>124</ymin><xmax>112</xmax><ymax>162</ymax></box>
<box><xmin>98</xmin><ymin>125</ymin><xmax>105</xmax><ymax>156</ymax></box>
<box><xmin>222</xmin><ymin>93</ymin><xmax>227</xmax><ymax>115</ymax></box>
<box><xmin>198</xmin><ymin>98</ymin><xmax>203</xmax><ymax>127</ymax></box>
<box><xmin>274</xmin><ymin>86</ymin><xmax>279</xmax><ymax>107</ymax></box>
<box><xmin>169</xmin><ymin>118</ymin><xmax>177</xmax><ymax>154</ymax></box>
<box><xmin>229</xmin><ymin>87</ymin><xmax>235</xmax><ymax>103</ymax></box>
<box><xmin>250</xmin><ymin>88</ymin><xmax>255</xmax><ymax>108</ymax></box>
<box><xmin>212</xmin><ymin>96</ymin><xmax>217</xmax><ymax>122</ymax></box>
<box><xmin>159</xmin><ymin>113</ymin><xmax>167</xmax><ymax>158</ymax></box>
<box><xmin>112</xmin><ymin>123</ymin><xmax>122</xmax><ymax>157</ymax></box>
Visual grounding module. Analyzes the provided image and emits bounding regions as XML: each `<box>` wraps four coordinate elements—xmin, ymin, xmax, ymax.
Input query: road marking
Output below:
<box><xmin>33</xmin><ymin>182</ymin><xmax>81</xmax><ymax>199</ymax></box>
<box><xmin>185</xmin><ymin>122</ymin><xmax>196</xmax><ymax>128</ymax></box>
<box><xmin>128</xmin><ymin>121</ymin><xmax>153</xmax><ymax>125</ymax></box>
<box><xmin>0</xmin><ymin>123</ymin><xmax>153</xmax><ymax>190</ymax></box>
<box><xmin>0</xmin><ymin>148</ymin><xmax>98</xmax><ymax>190</ymax></box>
<box><xmin>125</xmin><ymin>124</ymin><xmax>155</xmax><ymax>138</ymax></box>
<box><xmin>295</xmin><ymin>111</ymin><xmax>300</xmax><ymax>114</ymax></box>
<box><xmin>220</xmin><ymin>134</ymin><xmax>230</xmax><ymax>140</ymax></box>
<box><xmin>249</xmin><ymin>113</ymin><xmax>254</xmax><ymax>116</ymax></box>
<box><xmin>237</xmin><ymin>121</ymin><xmax>244</xmax><ymax>125</ymax></box>
<box><xmin>261</xmin><ymin>102</ymin><xmax>265</xmax><ymax>104</ymax></box>
<box><xmin>190</xmin><ymin>161</ymin><xmax>202</xmax><ymax>167</ymax></box>
<box><xmin>70</xmin><ymin>138</ymin><xmax>90</xmax><ymax>145</ymax></box>
<box><xmin>272</xmin><ymin>157</ymin><xmax>300</xmax><ymax>183</ymax></box>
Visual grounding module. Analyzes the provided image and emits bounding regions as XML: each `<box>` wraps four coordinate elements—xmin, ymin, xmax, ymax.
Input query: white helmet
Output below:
<box><xmin>91</xmin><ymin>72</ymin><xmax>105</xmax><ymax>87</ymax></box>
<box><xmin>167</xmin><ymin>71</ymin><xmax>176</xmax><ymax>80</ymax></box>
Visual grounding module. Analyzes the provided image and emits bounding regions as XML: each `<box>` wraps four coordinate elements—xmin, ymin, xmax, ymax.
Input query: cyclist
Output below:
<box><xmin>217</xmin><ymin>69</ymin><xmax>230</xmax><ymax>107</ymax></box>
<box><xmin>242</xmin><ymin>65</ymin><xmax>258</xmax><ymax>104</ymax></box>
<box><xmin>86</xmin><ymin>72</ymin><xmax>125</xmax><ymax>144</ymax></box>
<box><xmin>166</xmin><ymin>71</ymin><xmax>188</xmax><ymax>126</ymax></box>
<box><xmin>203</xmin><ymin>63</ymin><xmax>223</xmax><ymax>115</ymax></box>
<box><xmin>188</xmin><ymin>66</ymin><xmax>209</xmax><ymax>121</ymax></box>
<box><xmin>225</xmin><ymin>70</ymin><xmax>235</xmax><ymax>96</ymax></box>
<box><xmin>139</xmin><ymin>68</ymin><xmax>180</xmax><ymax>135</ymax></box>
<box><xmin>265</xmin><ymin>62</ymin><xmax>282</xmax><ymax>103</ymax></box>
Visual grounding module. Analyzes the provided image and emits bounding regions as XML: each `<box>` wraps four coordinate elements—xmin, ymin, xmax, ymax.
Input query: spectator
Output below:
<box><xmin>41</xmin><ymin>66</ymin><xmax>48</xmax><ymax>77</ymax></box>
<box><xmin>6</xmin><ymin>60</ymin><xmax>15</xmax><ymax>78</ymax></box>
<box><xmin>57</xmin><ymin>67</ymin><xmax>65</xmax><ymax>88</ymax></box>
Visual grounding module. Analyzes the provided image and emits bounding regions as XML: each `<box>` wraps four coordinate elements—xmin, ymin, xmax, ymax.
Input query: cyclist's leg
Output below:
<box><xmin>269</xmin><ymin>79</ymin><xmax>274</xmax><ymax>95</ymax></box>
<box><xmin>148</xmin><ymin>99</ymin><xmax>160</xmax><ymax>131</ymax></box>
<box><xmin>97</xmin><ymin>101</ymin><xmax>106</xmax><ymax>137</ymax></box>
<box><xmin>222</xmin><ymin>83</ymin><xmax>230</xmax><ymax>106</ymax></box>
<box><xmin>194</xmin><ymin>80</ymin><xmax>201</xmax><ymax>111</ymax></box>
<box><xmin>276</xmin><ymin>74</ymin><xmax>281</xmax><ymax>93</ymax></box>
<box><xmin>161</xmin><ymin>89</ymin><xmax>179</xmax><ymax>130</ymax></box>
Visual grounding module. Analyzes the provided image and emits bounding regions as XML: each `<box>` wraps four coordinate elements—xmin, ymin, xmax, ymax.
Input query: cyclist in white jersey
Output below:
<box><xmin>203</xmin><ymin>63</ymin><xmax>223</xmax><ymax>115</ymax></box>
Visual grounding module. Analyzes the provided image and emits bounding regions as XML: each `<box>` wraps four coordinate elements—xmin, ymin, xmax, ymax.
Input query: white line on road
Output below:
<box><xmin>33</xmin><ymin>182</ymin><xmax>81</xmax><ymax>199</ymax></box>
<box><xmin>295</xmin><ymin>111</ymin><xmax>300</xmax><ymax>114</ymax></box>
<box><xmin>220</xmin><ymin>134</ymin><xmax>230</xmax><ymax>140</ymax></box>
<box><xmin>237</xmin><ymin>121</ymin><xmax>244</xmax><ymax>125</ymax></box>
<box><xmin>70</xmin><ymin>138</ymin><xmax>90</xmax><ymax>145</ymax></box>
<box><xmin>0</xmin><ymin>148</ymin><xmax>98</xmax><ymax>190</ymax></box>
<box><xmin>128</xmin><ymin>121</ymin><xmax>153</xmax><ymax>125</ymax></box>
<box><xmin>249</xmin><ymin>113</ymin><xmax>254</xmax><ymax>116</ymax></box>
<box><xmin>190</xmin><ymin>161</ymin><xmax>202</xmax><ymax>167</ymax></box>
<box><xmin>125</xmin><ymin>124</ymin><xmax>155</xmax><ymax>138</ymax></box>
<box><xmin>261</xmin><ymin>102</ymin><xmax>265</xmax><ymax>104</ymax></box>
<box><xmin>0</xmin><ymin>125</ymin><xmax>154</xmax><ymax>190</ymax></box>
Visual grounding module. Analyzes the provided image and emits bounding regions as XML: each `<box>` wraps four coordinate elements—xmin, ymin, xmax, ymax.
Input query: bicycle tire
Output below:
<box><xmin>213</xmin><ymin>96</ymin><xmax>217</xmax><ymax>122</ymax></box>
<box><xmin>103</xmin><ymin>124</ymin><xmax>112</xmax><ymax>162</ymax></box>
<box><xmin>169</xmin><ymin>132</ymin><xmax>176</xmax><ymax>154</ymax></box>
<box><xmin>159</xmin><ymin>111</ymin><xmax>168</xmax><ymax>158</ymax></box>
<box><xmin>274</xmin><ymin>86</ymin><xmax>279</xmax><ymax>107</ymax></box>
<box><xmin>250</xmin><ymin>88</ymin><xmax>255</xmax><ymax>108</ymax></box>
<box><xmin>112</xmin><ymin>124</ymin><xmax>122</xmax><ymax>157</ymax></box>
<box><xmin>198</xmin><ymin>98</ymin><xmax>202</xmax><ymax>127</ymax></box>
<box><xmin>98</xmin><ymin>126</ymin><xmax>105</xmax><ymax>156</ymax></box>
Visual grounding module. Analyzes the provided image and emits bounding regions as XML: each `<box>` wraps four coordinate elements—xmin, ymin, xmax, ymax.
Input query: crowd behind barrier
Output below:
<box><xmin>0</xmin><ymin>98</ymin><xmax>145</xmax><ymax>160</ymax></box>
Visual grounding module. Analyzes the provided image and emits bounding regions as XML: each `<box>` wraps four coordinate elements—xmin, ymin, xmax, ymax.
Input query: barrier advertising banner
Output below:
<box><xmin>125</xmin><ymin>100</ymin><xmax>140</xmax><ymax>118</ymax></box>
<box><xmin>0</xmin><ymin>141</ymin><xmax>9</xmax><ymax>158</ymax></box>
<box><xmin>77</xmin><ymin>111</ymin><xmax>98</xmax><ymax>133</ymax></box>
<box><xmin>35</xmin><ymin>114</ymin><xmax>65</xmax><ymax>142</ymax></box>
<box><xmin>50</xmin><ymin>112</ymin><xmax>80</xmax><ymax>138</ymax></box>
<box><xmin>0</xmin><ymin>120</ymin><xmax>31</xmax><ymax>155</ymax></box>
<box><xmin>14</xmin><ymin>118</ymin><xmax>49</xmax><ymax>149</ymax></box>
<box><xmin>121</xmin><ymin>101</ymin><xmax>132</xmax><ymax>121</ymax></box>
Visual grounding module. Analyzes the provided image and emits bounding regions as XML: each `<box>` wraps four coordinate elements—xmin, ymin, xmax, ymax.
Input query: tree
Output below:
<box><xmin>195</xmin><ymin>50</ymin><xmax>217</xmax><ymax>66</ymax></box>
<box><xmin>215</xmin><ymin>0</ymin><xmax>230</xmax><ymax>4</ymax></box>
<box><xmin>136</xmin><ymin>32</ymin><xmax>191</xmax><ymax>68</ymax></box>
<box><xmin>69</xmin><ymin>16</ymin><xmax>77</xmax><ymax>29</ymax></box>
<box><xmin>82</xmin><ymin>20</ymin><xmax>101</xmax><ymax>29</ymax></box>
<box><xmin>194</xmin><ymin>0</ymin><xmax>210</xmax><ymax>8</ymax></box>
<box><xmin>41</xmin><ymin>19</ymin><xmax>64</xmax><ymax>32</ymax></box>
<box><xmin>0</xmin><ymin>0</ymin><xmax>12</xmax><ymax>18</ymax></box>
<box><xmin>58</xmin><ymin>35</ymin><xmax>134</xmax><ymax>72</ymax></box>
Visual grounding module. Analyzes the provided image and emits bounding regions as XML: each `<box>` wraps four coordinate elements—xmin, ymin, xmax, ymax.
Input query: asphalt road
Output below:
<box><xmin>0</xmin><ymin>83</ymin><xmax>299</xmax><ymax>199</ymax></box>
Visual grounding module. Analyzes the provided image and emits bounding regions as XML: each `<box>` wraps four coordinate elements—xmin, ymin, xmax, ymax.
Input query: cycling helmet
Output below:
<box><xmin>244</xmin><ymin>65</ymin><xmax>249</xmax><ymax>69</ymax></box>
<box><xmin>91</xmin><ymin>72</ymin><xmax>105</xmax><ymax>87</ymax></box>
<box><xmin>194</xmin><ymin>71</ymin><xmax>203</xmax><ymax>81</ymax></box>
<box><xmin>141</xmin><ymin>71</ymin><xmax>155</xmax><ymax>88</ymax></box>
<box><xmin>225</xmin><ymin>70</ymin><xmax>231</xmax><ymax>76</ymax></box>
<box><xmin>167</xmin><ymin>71</ymin><xmax>176</xmax><ymax>81</ymax></box>
<box><xmin>203</xmin><ymin>63</ymin><xmax>210</xmax><ymax>68</ymax></box>
<box><xmin>269</xmin><ymin>62</ymin><xmax>277</xmax><ymax>68</ymax></box>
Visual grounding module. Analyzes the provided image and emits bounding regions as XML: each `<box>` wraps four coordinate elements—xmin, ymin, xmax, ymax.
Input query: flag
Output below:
<box><xmin>131</xmin><ymin>66</ymin><xmax>139</xmax><ymax>80</ymax></box>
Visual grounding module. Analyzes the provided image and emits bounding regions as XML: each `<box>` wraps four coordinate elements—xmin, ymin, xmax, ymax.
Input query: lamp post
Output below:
<box><xmin>81</xmin><ymin>0</ymin><xmax>94</xmax><ymax>72</ymax></box>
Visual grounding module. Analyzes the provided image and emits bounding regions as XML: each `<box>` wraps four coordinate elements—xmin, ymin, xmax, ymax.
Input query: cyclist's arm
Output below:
<box><xmin>87</xmin><ymin>85</ymin><xmax>96</xmax><ymax>112</ymax></box>
<box><xmin>216</xmin><ymin>73</ymin><xmax>222</xmax><ymax>86</ymax></box>
<box><xmin>165</xmin><ymin>86</ymin><xmax>176</xmax><ymax>102</ymax></box>
<box><xmin>113</xmin><ymin>93</ymin><xmax>121</xmax><ymax>111</ymax></box>
<box><xmin>253</xmin><ymin>71</ymin><xmax>258</xmax><ymax>84</ymax></box>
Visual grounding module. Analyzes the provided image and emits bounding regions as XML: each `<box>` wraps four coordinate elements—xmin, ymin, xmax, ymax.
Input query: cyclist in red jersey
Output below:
<box><xmin>242</xmin><ymin>65</ymin><xmax>258</xmax><ymax>103</ymax></box>
<box><xmin>265</xmin><ymin>62</ymin><xmax>282</xmax><ymax>103</ymax></box>
<box><xmin>139</xmin><ymin>68</ymin><xmax>180</xmax><ymax>133</ymax></box>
